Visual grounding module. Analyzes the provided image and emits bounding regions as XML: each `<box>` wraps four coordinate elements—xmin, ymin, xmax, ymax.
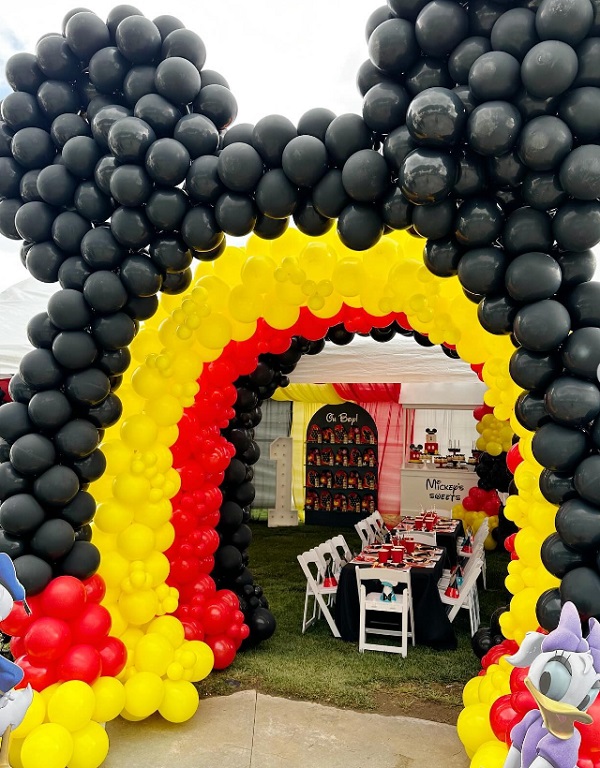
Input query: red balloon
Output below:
<box><xmin>470</xmin><ymin>487</ymin><xmax>487</xmax><ymax>504</ymax></box>
<box><xmin>41</xmin><ymin>576</ymin><xmax>87</xmax><ymax>620</ymax></box>
<box><xmin>97</xmin><ymin>637</ymin><xmax>127</xmax><ymax>677</ymax></box>
<box><xmin>182</xmin><ymin>620</ymin><xmax>204</xmax><ymax>641</ymax></box>
<box><xmin>510</xmin><ymin>666</ymin><xmax>529</xmax><ymax>692</ymax></box>
<box><xmin>510</xmin><ymin>690</ymin><xmax>536</xmax><ymax>715</ymax></box>
<box><xmin>217</xmin><ymin>590</ymin><xmax>240</xmax><ymax>612</ymax></box>
<box><xmin>206</xmin><ymin>635</ymin><xmax>236</xmax><ymax>670</ymax></box>
<box><xmin>83</xmin><ymin>575</ymin><xmax>106</xmax><ymax>604</ymax></box>
<box><xmin>10</xmin><ymin>636</ymin><xmax>24</xmax><ymax>659</ymax></box>
<box><xmin>203</xmin><ymin>603</ymin><xmax>230</xmax><ymax>635</ymax></box>
<box><xmin>14</xmin><ymin>655</ymin><xmax>57</xmax><ymax>691</ymax></box>
<box><xmin>0</xmin><ymin>602</ymin><xmax>33</xmax><ymax>636</ymax></box>
<box><xmin>483</xmin><ymin>500</ymin><xmax>500</xmax><ymax>516</ymax></box>
<box><xmin>506</xmin><ymin>443</ymin><xmax>523</xmax><ymax>474</ymax></box>
<box><xmin>191</xmin><ymin>574</ymin><xmax>216</xmax><ymax>597</ymax></box>
<box><xmin>481</xmin><ymin>645</ymin><xmax>507</xmax><ymax>669</ymax></box>
<box><xmin>70</xmin><ymin>604</ymin><xmax>112</xmax><ymax>644</ymax></box>
<box><xmin>58</xmin><ymin>644</ymin><xmax>102</xmax><ymax>684</ymax></box>
<box><xmin>490</xmin><ymin>695</ymin><xmax>521</xmax><ymax>744</ymax></box>
<box><xmin>462</xmin><ymin>496</ymin><xmax>477</xmax><ymax>511</ymax></box>
<box><xmin>24</xmin><ymin>618</ymin><xmax>72</xmax><ymax>663</ymax></box>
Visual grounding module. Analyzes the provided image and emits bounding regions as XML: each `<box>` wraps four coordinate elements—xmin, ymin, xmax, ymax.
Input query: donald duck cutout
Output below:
<box><xmin>504</xmin><ymin>601</ymin><xmax>600</xmax><ymax>768</ymax></box>
<box><xmin>0</xmin><ymin>553</ymin><xmax>33</xmax><ymax>768</ymax></box>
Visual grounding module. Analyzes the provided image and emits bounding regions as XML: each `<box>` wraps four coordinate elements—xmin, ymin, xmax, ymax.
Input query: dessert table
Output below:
<box><xmin>334</xmin><ymin>544</ymin><xmax>458</xmax><ymax>651</ymax></box>
<box><xmin>394</xmin><ymin>517</ymin><xmax>465</xmax><ymax>567</ymax></box>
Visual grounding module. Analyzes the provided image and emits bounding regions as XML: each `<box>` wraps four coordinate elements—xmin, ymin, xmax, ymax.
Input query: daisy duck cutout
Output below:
<box><xmin>503</xmin><ymin>601</ymin><xmax>600</xmax><ymax>768</ymax></box>
<box><xmin>0</xmin><ymin>553</ymin><xmax>33</xmax><ymax>768</ymax></box>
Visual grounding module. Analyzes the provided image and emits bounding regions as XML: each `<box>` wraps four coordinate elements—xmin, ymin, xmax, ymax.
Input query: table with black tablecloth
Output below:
<box><xmin>334</xmin><ymin>555</ymin><xmax>457</xmax><ymax>651</ymax></box>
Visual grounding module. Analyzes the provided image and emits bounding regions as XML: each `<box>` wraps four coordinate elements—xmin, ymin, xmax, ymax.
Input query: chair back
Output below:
<box><xmin>314</xmin><ymin>541</ymin><xmax>336</xmax><ymax>575</ymax></box>
<box><xmin>473</xmin><ymin>519</ymin><xmax>489</xmax><ymax>548</ymax></box>
<box><xmin>297</xmin><ymin>549</ymin><xmax>325</xmax><ymax>585</ymax></box>
<box><xmin>355</xmin><ymin>566</ymin><xmax>412</xmax><ymax>602</ymax></box>
<box><xmin>399</xmin><ymin>530</ymin><xmax>437</xmax><ymax>546</ymax></box>
<box><xmin>330</xmin><ymin>534</ymin><xmax>352</xmax><ymax>564</ymax></box>
<box><xmin>355</xmin><ymin>519</ymin><xmax>372</xmax><ymax>547</ymax></box>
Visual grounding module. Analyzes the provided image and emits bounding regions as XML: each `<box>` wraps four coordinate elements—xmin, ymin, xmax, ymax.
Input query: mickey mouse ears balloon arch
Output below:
<box><xmin>0</xmin><ymin>0</ymin><xmax>600</xmax><ymax>766</ymax></box>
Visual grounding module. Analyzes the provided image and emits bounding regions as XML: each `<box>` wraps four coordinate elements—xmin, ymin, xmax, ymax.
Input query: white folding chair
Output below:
<box><xmin>356</xmin><ymin>567</ymin><xmax>415</xmax><ymax>657</ymax></box>
<box><xmin>398</xmin><ymin>530</ymin><xmax>437</xmax><ymax>546</ymax></box>
<box><xmin>462</xmin><ymin>519</ymin><xmax>488</xmax><ymax>589</ymax></box>
<box><xmin>366</xmin><ymin>515</ymin><xmax>385</xmax><ymax>543</ymax></box>
<box><xmin>297</xmin><ymin>549</ymin><xmax>341</xmax><ymax>638</ymax></box>
<box><xmin>372</xmin><ymin>510</ymin><xmax>384</xmax><ymax>527</ymax></box>
<box><xmin>440</xmin><ymin>559</ymin><xmax>482</xmax><ymax>636</ymax></box>
<box><xmin>354</xmin><ymin>519</ymin><xmax>373</xmax><ymax>548</ymax></box>
<box><xmin>328</xmin><ymin>535</ymin><xmax>352</xmax><ymax>576</ymax></box>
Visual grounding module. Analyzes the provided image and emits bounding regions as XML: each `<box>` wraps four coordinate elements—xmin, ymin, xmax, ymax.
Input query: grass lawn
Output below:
<box><xmin>199</xmin><ymin>522</ymin><xmax>511</xmax><ymax>722</ymax></box>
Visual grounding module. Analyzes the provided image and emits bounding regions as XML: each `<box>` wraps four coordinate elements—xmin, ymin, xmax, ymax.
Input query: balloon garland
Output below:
<box><xmin>0</xmin><ymin>1</ymin><xmax>599</xmax><ymax>767</ymax></box>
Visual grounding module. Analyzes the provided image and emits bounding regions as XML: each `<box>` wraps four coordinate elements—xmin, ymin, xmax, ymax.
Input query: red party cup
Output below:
<box><xmin>378</xmin><ymin>549</ymin><xmax>391</xmax><ymax>563</ymax></box>
<box><xmin>414</xmin><ymin>519</ymin><xmax>424</xmax><ymax>530</ymax></box>
<box><xmin>391</xmin><ymin>548</ymin><xmax>404</xmax><ymax>564</ymax></box>
<box><xmin>403</xmin><ymin>538</ymin><xmax>415</xmax><ymax>554</ymax></box>
<box><xmin>425</xmin><ymin>519</ymin><xmax>435</xmax><ymax>531</ymax></box>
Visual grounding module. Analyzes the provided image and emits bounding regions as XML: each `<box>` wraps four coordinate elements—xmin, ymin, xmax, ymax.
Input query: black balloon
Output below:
<box><xmin>532</xmin><ymin>422</ymin><xmax>589</xmax><ymax>473</ymax></box>
<box><xmin>560</xmin><ymin>567</ymin><xmax>600</xmax><ymax>620</ymax></box>
<box><xmin>536</xmin><ymin>588</ymin><xmax>563</xmax><ymax>632</ymax></box>
<box><xmin>13</xmin><ymin>554</ymin><xmax>53</xmax><ymax>595</ymax></box>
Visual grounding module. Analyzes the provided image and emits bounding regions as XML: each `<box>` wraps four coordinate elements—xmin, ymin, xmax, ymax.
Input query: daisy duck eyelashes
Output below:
<box><xmin>503</xmin><ymin>601</ymin><xmax>600</xmax><ymax>768</ymax></box>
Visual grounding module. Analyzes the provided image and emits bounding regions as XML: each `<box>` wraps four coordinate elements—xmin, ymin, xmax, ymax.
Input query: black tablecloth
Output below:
<box><xmin>334</xmin><ymin>556</ymin><xmax>457</xmax><ymax>651</ymax></box>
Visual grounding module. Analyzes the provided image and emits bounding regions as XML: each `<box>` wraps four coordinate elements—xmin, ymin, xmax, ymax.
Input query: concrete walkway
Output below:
<box><xmin>104</xmin><ymin>690</ymin><xmax>469</xmax><ymax>768</ymax></box>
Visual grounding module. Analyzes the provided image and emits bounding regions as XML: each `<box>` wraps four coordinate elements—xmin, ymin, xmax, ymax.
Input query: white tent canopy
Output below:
<box><xmin>0</xmin><ymin>278</ymin><xmax>486</xmax><ymax>405</ymax></box>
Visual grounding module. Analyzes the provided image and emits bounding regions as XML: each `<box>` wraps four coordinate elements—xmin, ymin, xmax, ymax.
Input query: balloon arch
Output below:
<box><xmin>1</xmin><ymin>1</ymin><xmax>600</xmax><ymax>767</ymax></box>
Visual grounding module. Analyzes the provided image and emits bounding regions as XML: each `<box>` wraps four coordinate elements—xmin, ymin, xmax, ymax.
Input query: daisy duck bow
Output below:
<box><xmin>0</xmin><ymin>553</ymin><xmax>33</xmax><ymax>767</ymax></box>
<box><xmin>504</xmin><ymin>601</ymin><xmax>600</xmax><ymax>768</ymax></box>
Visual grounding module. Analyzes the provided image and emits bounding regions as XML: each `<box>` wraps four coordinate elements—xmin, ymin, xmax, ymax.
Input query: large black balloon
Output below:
<box><xmin>477</xmin><ymin>294</ymin><xmax>518</xmax><ymax>335</ymax></box>
<box><xmin>467</xmin><ymin>101</ymin><xmax>521</xmax><ymax>156</ymax></box>
<box><xmin>58</xmin><ymin>541</ymin><xmax>100</xmax><ymax>579</ymax></box>
<box><xmin>561</xmin><ymin>327</ymin><xmax>600</xmax><ymax>380</ymax></box>
<box><xmin>13</xmin><ymin>554</ymin><xmax>53</xmax><ymax>595</ymax></box>
<box><xmin>244</xmin><ymin>607</ymin><xmax>276</xmax><ymax>646</ymax></box>
<box><xmin>560</xmin><ymin>567</ymin><xmax>600</xmax><ymax>620</ymax></box>
<box><xmin>545</xmin><ymin>377</ymin><xmax>600</xmax><ymax>428</ymax></box>
<box><xmin>521</xmin><ymin>41</ymin><xmax>579</xmax><ymax>98</ymax></box>
<box><xmin>31</xmin><ymin>519</ymin><xmax>75</xmax><ymax>561</ymax></box>
<box><xmin>535</xmin><ymin>0</ymin><xmax>593</xmax><ymax>45</ymax></box>
<box><xmin>27</xmin><ymin>390</ymin><xmax>72</xmax><ymax>432</ymax></box>
<box><xmin>33</xmin><ymin>465</ymin><xmax>79</xmax><ymax>506</ymax></box>
<box><xmin>512</xmin><ymin>300</ymin><xmax>571</xmax><ymax>352</ymax></box>
<box><xmin>539</xmin><ymin>469</ymin><xmax>577</xmax><ymax>505</ymax></box>
<box><xmin>509</xmin><ymin>348</ymin><xmax>563</xmax><ymax>391</ymax></box>
<box><xmin>415</xmin><ymin>1</ymin><xmax>468</xmax><ymax>56</ymax></box>
<box><xmin>536</xmin><ymin>588</ymin><xmax>563</xmax><ymax>632</ymax></box>
<box><xmin>515</xmin><ymin>392</ymin><xmax>549</xmax><ymax>431</ymax></box>
<box><xmin>505</xmin><ymin>252</ymin><xmax>562</xmax><ymax>302</ymax></box>
<box><xmin>532</xmin><ymin>422</ymin><xmax>589</xmax><ymax>473</ymax></box>
<box><xmin>400</xmin><ymin>148</ymin><xmax>456</xmax><ymax>204</ymax></box>
<box><xmin>368</xmin><ymin>18</ymin><xmax>419</xmax><ymax>75</ymax></box>
<box><xmin>406</xmin><ymin>87</ymin><xmax>466</xmax><ymax>147</ymax></box>
<box><xmin>564</xmin><ymin>282</ymin><xmax>600</xmax><ymax>329</ymax></box>
<box><xmin>0</xmin><ymin>494</ymin><xmax>45</xmax><ymax>535</ymax></box>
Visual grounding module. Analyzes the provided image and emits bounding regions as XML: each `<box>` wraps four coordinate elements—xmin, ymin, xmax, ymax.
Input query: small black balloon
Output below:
<box><xmin>515</xmin><ymin>392</ymin><xmax>549</xmax><ymax>431</ymax></box>
<box><xmin>539</xmin><ymin>469</ymin><xmax>577</xmax><ymax>505</ymax></box>
<box><xmin>536</xmin><ymin>588</ymin><xmax>563</xmax><ymax>632</ymax></box>
<box><xmin>477</xmin><ymin>294</ymin><xmax>518</xmax><ymax>335</ymax></box>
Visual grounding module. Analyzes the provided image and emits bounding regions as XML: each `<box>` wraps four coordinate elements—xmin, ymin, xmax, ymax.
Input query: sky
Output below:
<box><xmin>0</xmin><ymin>0</ymin><xmax>374</xmax><ymax>290</ymax></box>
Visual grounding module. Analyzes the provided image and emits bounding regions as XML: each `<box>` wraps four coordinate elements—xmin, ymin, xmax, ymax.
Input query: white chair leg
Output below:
<box><xmin>401</xmin><ymin>596</ymin><xmax>408</xmax><ymax>658</ymax></box>
<box><xmin>358</xmin><ymin>603</ymin><xmax>366</xmax><ymax>653</ymax></box>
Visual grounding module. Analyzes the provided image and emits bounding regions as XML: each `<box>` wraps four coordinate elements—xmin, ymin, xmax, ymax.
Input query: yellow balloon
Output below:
<box><xmin>470</xmin><ymin>740</ymin><xmax>508</xmax><ymax>768</ymax></box>
<box><xmin>185</xmin><ymin>640</ymin><xmax>215</xmax><ymax>682</ymax></box>
<box><xmin>144</xmin><ymin>394</ymin><xmax>184</xmax><ymax>427</ymax></box>
<box><xmin>118</xmin><ymin>589</ymin><xmax>159</xmax><ymax>626</ymax></box>
<box><xmin>117</xmin><ymin>523</ymin><xmax>155</xmax><ymax>560</ymax></box>
<box><xmin>91</xmin><ymin>677</ymin><xmax>126</xmax><ymax>723</ymax></box>
<box><xmin>456</xmin><ymin>704</ymin><xmax>496</xmax><ymax>758</ymax></box>
<box><xmin>144</xmin><ymin>551</ymin><xmax>170</xmax><ymax>586</ymax></box>
<box><xmin>21</xmin><ymin>723</ymin><xmax>73</xmax><ymax>768</ymax></box>
<box><xmin>121</xmin><ymin>414</ymin><xmax>159</xmax><ymax>449</ymax></box>
<box><xmin>147</xmin><ymin>615</ymin><xmax>185</xmax><ymax>648</ymax></box>
<box><xmin>158</xmin><ymin>680</ymin><xmax>199</xmax><ymax>723</ymax></box>
<box><xmin>9</xmin><ymin>737</ymin><xmax>25</xmax><ymax>768</ymax></box>
<box><xmin>47</xmin><ymin>681</ymin><xmax>95</xmax><ymax>732</ymax></box>
<box><xmin>12</xmin><ymin>692</ymin><xmax>46</xmax><ymax>739</ymax></box>
<box><xmin>134</xmin><ymin>633</ymin><xmax>174</xmax><ymax>676</ymax></box>
<box><xmin>462</xmin><ymin>676</ymin><xmax>482</xmax><ymax>707</ymax></box>
<box><xmin>67</xmin><ymin>722</ymin><xmax>109</xmax><ymax>768</ymax></box>
<box><xmin>123</xmin><ymin>672</ymin><xmax>165</xmax><ymax>719</ymax></box>
<box><xmin>94</xmin><ymin>501</ymin><xmax>134</xmax><ymax>534</ymax></box>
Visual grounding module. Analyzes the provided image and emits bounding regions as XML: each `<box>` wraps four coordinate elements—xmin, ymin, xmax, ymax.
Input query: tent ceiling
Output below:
<box><xmin>0</xmin><ymin>280</ymin><xmax>486</xmax><ymax>405</ymax></box>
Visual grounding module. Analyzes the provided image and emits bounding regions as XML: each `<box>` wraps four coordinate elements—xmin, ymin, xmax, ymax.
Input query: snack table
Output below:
<box><xmin>400</xmin><ymin>465</ymin><xmax>477</xmax><ymax>516</ymax></box>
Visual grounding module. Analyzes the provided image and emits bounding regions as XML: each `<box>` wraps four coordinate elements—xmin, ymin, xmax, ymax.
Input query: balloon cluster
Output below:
<box><xmin>476</xmin><ymin>451</ymin><xmax>513</xmax><ymax>494</ymax></box>
<box><xmin>475</xmin><ymin>413</ymin><xmax>514</xmax><ymax>456</ymax></box>
<box><xmin>0</xmin><ymin>575</ymin><xmax>124</xmax><ymax>691</ymax></box>
<box><xmin>452</xmin><ymin>486</ymin><xmax>500</xmax><ymax>550</ymax></box>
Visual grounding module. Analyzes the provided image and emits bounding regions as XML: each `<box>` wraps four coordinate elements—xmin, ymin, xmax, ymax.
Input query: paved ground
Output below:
<box><xmin>105</xmin><ymin>690</ymin><xmax>469</xmax><ymax>768</ymax></box>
